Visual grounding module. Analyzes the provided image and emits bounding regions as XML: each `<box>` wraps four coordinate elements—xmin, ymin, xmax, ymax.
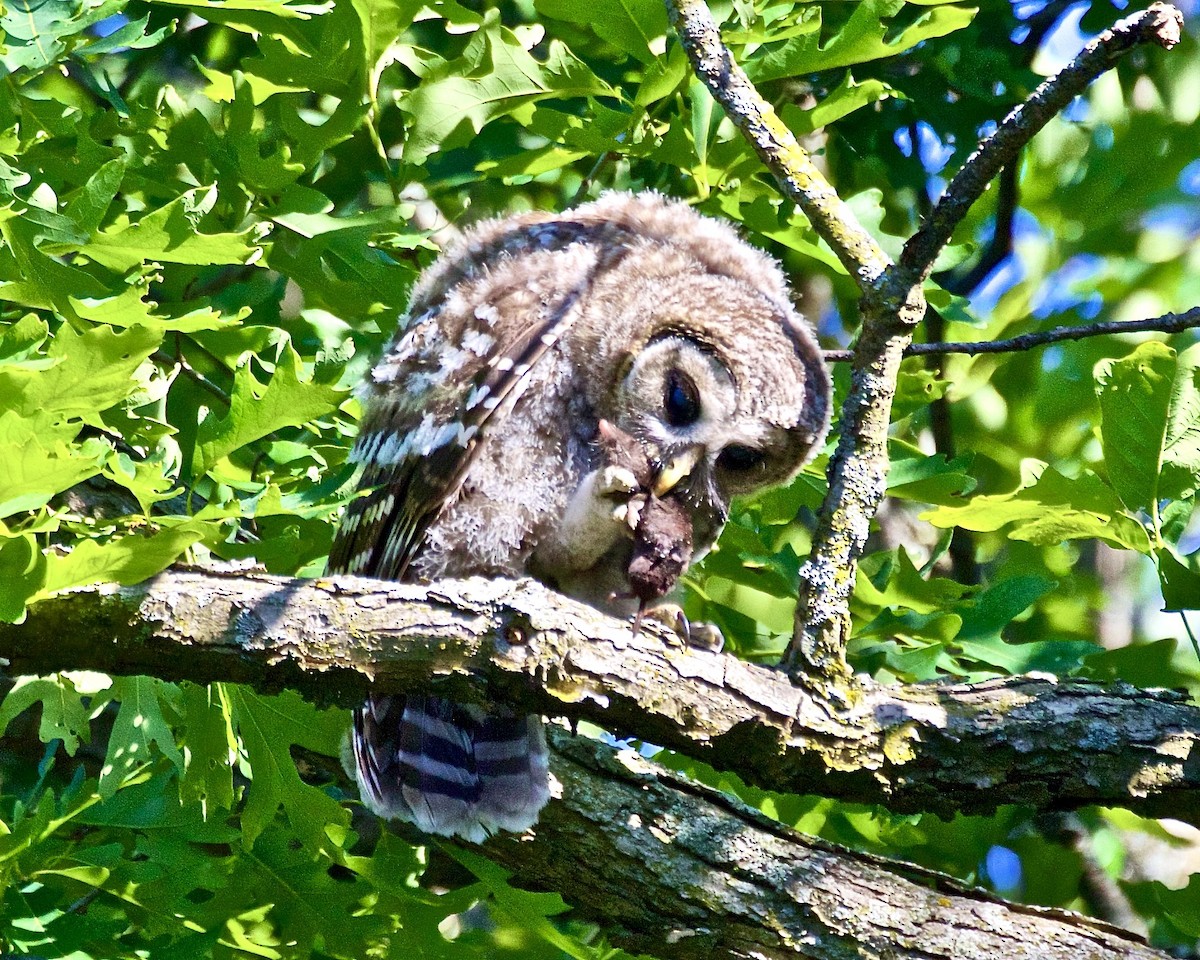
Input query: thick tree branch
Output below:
<box><xmin>822</xmin><ymin>306</ymin><xmax>1200</xmax><ymax>362</ymax></box>
<box><xmin>479</xmin><ymin>732</ymin><xmax>1169</xmax><ymax>960</ymax></box>
<box><xmin>898</xmin><ymin>2</ymin><xmax>1183</xmax><ymax>286</ymax></box>
<box><xmin>6</xmin><ymin>569</ymin><xmax>1199</xmax><ymax>827</ymax></box>
<box><xmin>7</xmin><ymin>568</ymin><xmax>1168</xmax><ymax>959</ymax></box>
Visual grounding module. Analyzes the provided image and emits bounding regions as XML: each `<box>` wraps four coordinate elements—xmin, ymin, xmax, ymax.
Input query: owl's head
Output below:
<box><xmin>615</xmin><ymin>333</ymin><xmax>817</xmax><ymax>501</ymax></box>
<box><xmin>572</xmin><ymin>197</ymin><xmax>831</xmax><ymax>518</ymax></box>
<box><xmin>612</xmin><ymin>308</ymin><xmax>828</xmax><ymax>522</ymax></box>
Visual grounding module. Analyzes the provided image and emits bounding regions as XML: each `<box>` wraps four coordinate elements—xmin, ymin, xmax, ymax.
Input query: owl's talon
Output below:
<box><xmin>611</xmin><ymin>495</ymin><xmax>645</xmax><ymax>532</ymax></box>
<box><xmin>630</xmin><ymin>603</ymin><xmax>681</xmax><ymax>646</ymax></box>
<box><xmin>636</xmin><ymin>604</ymin><xmax>723</xmax><ymax>652</ymax></box>
<box><xmin>598</xmin><ymin>465</ymin><xmax>639</xmax><ymax>498</ymax></box>
<box><xmin>684</xmin><ymin>621</ymin><xmax>725</xmax><ymax>653</ymax></box>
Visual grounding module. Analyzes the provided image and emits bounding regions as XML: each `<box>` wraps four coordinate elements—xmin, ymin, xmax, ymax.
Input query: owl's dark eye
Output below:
<box><xmin>663</xmin><ymin>370</ymin><xmax>701</xmax><ymax>427</ymax></box>
<box><xmin>718</xmin><ymin>444</ymin><xmax>764</xmax><ymax>472</ymax></box>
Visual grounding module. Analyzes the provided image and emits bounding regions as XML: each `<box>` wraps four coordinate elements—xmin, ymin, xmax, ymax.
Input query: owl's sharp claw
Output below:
<box><xmin>598</xmin><ymin>465</ymin><xmax>639</xmax><ymax>498</ymax></box>
<box><xmin>684</xmin><ymin>621</ymin><xmax>725</xmax><ymax>653</ymax></box>
<box><xmin>636</xmin><ymin>603</ymin><xmax>725</xmax><ymax>653</ymax></box>
<box><xmin>611</xmin><ymin>495</ymin><xmax>645</xmax><ymax>532</ymax></box>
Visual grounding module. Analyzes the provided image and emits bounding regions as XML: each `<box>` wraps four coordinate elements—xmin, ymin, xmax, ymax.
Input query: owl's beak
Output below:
<box><xmin>653</xmin><ymin>446</ymin><xmax>702</xmax><ymax>496</ymax></box>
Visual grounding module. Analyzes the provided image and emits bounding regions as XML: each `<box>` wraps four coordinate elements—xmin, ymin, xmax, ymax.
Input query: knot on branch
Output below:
<box><xmin>1142</xmin><ymin>2</ymin><xmax>1184</xmax><ymax>48</ymax></box>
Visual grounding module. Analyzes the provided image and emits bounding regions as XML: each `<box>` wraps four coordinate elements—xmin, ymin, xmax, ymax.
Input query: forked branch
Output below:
<box><xmin>667</xmin><ymin>0</ymin><xmax>1185</xmax><ymax>684</ymax></box>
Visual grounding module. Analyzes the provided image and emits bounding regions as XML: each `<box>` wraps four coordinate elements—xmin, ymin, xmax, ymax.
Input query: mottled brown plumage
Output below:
<box><xmin>329</xmin><ymin>192</ymin><xmax>831</xmax><ymax>842</ymax></box>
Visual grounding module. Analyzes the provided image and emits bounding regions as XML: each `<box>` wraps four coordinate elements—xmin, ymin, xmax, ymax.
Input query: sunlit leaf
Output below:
<box><xmin>194</xmin><ymin>343</ymin><xmax>348</xmax><ymax>477</ymax></box>
<box><xmin>744</xmin><ymin>0</ymin><xmax>976</xmax><ymax>82</ymax></box>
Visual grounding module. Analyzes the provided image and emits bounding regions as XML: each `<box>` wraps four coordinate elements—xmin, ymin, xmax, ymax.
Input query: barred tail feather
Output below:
<box><xmin>351</xmin><ymin>694</ymin><xmax>550</xmax><ymax>842</ymax></box>
<box><xmin>473</xmin><ymin>713</ymin><xmax>551</xmax><ymax>834</ymax></box>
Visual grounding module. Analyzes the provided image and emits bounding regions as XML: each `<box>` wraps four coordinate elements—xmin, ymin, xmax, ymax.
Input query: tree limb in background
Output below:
<box><xmin>822</xmin><ymin>307</ymin><xmax>1200</xmax><ymax>362</ymax></box>
<box><xmin>936</xmin><ymin>160</ymin><xmax>1020</xmax><ymax>298</ymax></box>
<box><xmin>7</xmin><ymin>569</ymin><xmax>1199</xmax><ymax>825</ymax></box>
<box><xmin>486</xmin><ymin>732</ymin><xmax>1169</xmax><ymax>960</ymax></box>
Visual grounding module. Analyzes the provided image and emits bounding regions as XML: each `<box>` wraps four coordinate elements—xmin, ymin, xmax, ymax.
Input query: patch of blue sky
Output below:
<box><xmin>1178</xmin><ymin>160</ymin><xmax>1200</xmax><ymax>197</ymax></box>
<box><xmin>94</xmin><ymin>13</ymin><xmax>129</xmax><ymax>38</ymax></box>
<box><xmin>893</xmin><ymin>121</ymin><xmax>955</xmax><ymax>175</ymax></box>
<box><xmin>1142</xmin><ymin>203</ymin><xmax>1200</xmax><ymax>238</ymax></box>
<box><xmin>984</xmin><ymin>844</ymin><xmax>1023</xmax><ymax>896</ymax></box>
<box><xmin>968</xmin><ymin>255</ymin><xmax>1024</xmax><ymax>316</ymax></box>
<box><xmin>1032</xmin><ymin>253</ymin><xmax>1105</xmax><ymax>319</ymax></box>
<box><xmin>1031</xmin><ymin>3</ymin><xmax>1091</xmax><ymax>73</ymax></box>
<box><xmin>1040</xmin><ymin>344</ymin><xmax>1065</xmax><ymax>373</ymax></box>
<box><xmin>965</xmin><ymin>209</ymin><xmax>1044</xmax><ymax>313</ymax></box>
<box><xmin>1062</xmin><ymin>96</ymin><xmax>1090</xmax><ymax>123</ymax></box>
<box><xmin>818</xmin><ymin>299</ymin><xmax>848</xmax><ymax>346</ymax></box>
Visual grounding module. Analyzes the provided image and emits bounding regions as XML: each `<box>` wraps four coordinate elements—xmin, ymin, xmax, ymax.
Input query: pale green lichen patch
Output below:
<box><xmin>882</xmin><ymin>724</ymin><xmax>920</xmax><ymax>765</ymax></box>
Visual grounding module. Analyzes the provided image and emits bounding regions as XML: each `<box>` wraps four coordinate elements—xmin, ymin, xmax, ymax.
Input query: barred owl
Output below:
<box><xmin>329</xmin><ymin>192</ymin><xmax>831</xmax><ymax>842</ymax></box>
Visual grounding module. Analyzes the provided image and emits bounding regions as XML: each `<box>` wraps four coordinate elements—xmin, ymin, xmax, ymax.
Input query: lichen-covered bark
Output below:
<box><xmin>784</xmin><ymin>289</ymin><xmax>926</xmax><ymax>688</ymax></box>
<box><xmin>487</xmin><ymin>733</ymin><xmax>1167</xmax><ymax>960</ymax></box>
<box><xmin>4</xmin><ymin>569</ymin><xmax>1198</xmax><ymax>825</ymax></box>
<box><xmin>663</xmin><ymin>0</ymin><xmax>889</xmax><ymax>283</ymax></box>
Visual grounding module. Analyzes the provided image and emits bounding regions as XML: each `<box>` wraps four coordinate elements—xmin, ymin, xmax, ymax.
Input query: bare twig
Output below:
<box><xmin>152</xmin><ymin>349</ymin><xmax>232</xmax><ymax>406</ymax></box>
<box><xmin>822</xmin><ymin>307</ymin><xmax>1200</xmax><ymax>362</ymax></box>
<box><xmin>898</xmin><ymin>2</ymin><xmax>1184</xmax><ymax>286</ymax></box>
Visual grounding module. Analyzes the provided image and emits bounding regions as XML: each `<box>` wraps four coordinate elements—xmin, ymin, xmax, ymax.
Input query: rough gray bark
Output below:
<box><xmin>5</xmin><ymin>568</ymin><xmax>1198</xmax><ymax>826</ymax></box>
<box><xmin>484</xmin><ymin>732</ymin><xmax>1168</xmax><ymax>960</ymax></box>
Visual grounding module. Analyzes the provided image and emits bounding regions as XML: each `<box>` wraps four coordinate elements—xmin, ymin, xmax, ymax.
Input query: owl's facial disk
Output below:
<box><xmin>617</xmin><ymin>336</ymin><xmax>779</xmax><ymax>509</ymax></box>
